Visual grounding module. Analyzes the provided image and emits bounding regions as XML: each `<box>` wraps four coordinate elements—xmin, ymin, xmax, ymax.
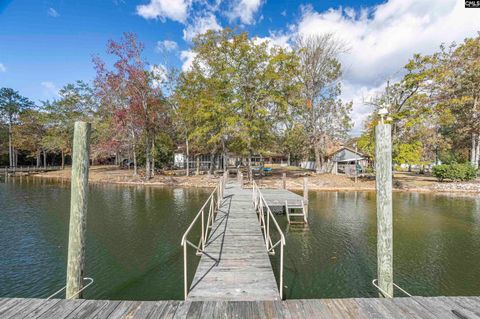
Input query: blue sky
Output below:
<box><xmin>0</xmin><ymin>0</ymin><xmax>478</xmax><ymax>134</ymax></box>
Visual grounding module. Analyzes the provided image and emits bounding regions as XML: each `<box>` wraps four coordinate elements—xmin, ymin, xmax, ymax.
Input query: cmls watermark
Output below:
<box><xmin>465</xmin><ymin>0</ymin><xmax>480</xmax><ymax>8</ymax></box>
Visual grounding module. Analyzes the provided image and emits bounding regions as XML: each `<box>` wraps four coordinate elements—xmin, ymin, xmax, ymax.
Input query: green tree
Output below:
<box><xmin>43</xmin><ymin>81</ymin><xmax>96</xmax><ymax>168</ymax></box>
<box><xmin>0</xmin><ymin>88</ymin><xmax>34</xmax><ymax>167</ymax></box>
<box><xmin>177</xmin><ymin>29</ymin><xmax>301</xmax><ymax>177</ymax></box>
<box><xmin>12</xmin><ymin>109</ymin><xmax>47</xmax><ymax>167</ymax></box>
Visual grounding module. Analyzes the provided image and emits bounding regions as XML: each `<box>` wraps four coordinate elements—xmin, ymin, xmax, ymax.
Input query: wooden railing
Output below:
<box><xmin>252</xmin><ymin>180</ymin><xmax>286</xmax><ymax>299</ymax></box>
<box><xmin>180</xmin><ymin>175</ymin><xmax>226</xmax><ymax>299</ymax></box>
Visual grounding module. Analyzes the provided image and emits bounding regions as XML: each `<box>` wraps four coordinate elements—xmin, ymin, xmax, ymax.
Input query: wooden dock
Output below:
<box><xmin>1</xmin><ymin>296</ymin><xmax>480</xmax><ymax>318</ymax></box>
<box><xmin>260</xmin><ymin>188</ymin><xmax>304</xmax><ymax>207</ymax></box>
<box><xmin>257</xmin><ymin>186</ymin><xmax>308</xmax><ymax>223</ymax></box>
<box><xmin>187</xmin><ymin>181</ymin><xmax>279</xmax><ymax>301</ymax></box>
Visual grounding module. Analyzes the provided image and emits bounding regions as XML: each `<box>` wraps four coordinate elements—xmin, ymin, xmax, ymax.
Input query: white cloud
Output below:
<box><xmin>41</xmin><ymin>81</ymin><xmax>60</xmax><ymax>99</ymax></box>
<box><xmin>227</xmin><ymin>0</ymin><xmax>264</xmax><ymax>25</ymax></box>
<box><xmin>47</xmin><ymin>8</ymin><xmax>59</xmax><ymax>17</ymax></box>
<box><xmin>180</xmin><ymin>50</ymin><xmax>197</xmax><ymax>72</ymax></box>
<box><xmin>156</xmin><ymin>40</ymin><xmax>178</xmax><ymax>52</ymax></box>
<box><xmin>254</xmin><ymin>32</ymin><xmax>292</xmax><ymax>51</ymax></box>
<box><xmin>183</xmin><ymin>12</ymin><xmax>222</xmax><ymax>41</ymax></box>
<box><xmin>0</xmin><ymin>63</ymin><xmax>6</xmax><ymax>73</ymax></box>
<box><xmin>136</xmin><ymin>0</ymin><xmax>190</xmax><ymax>23</ymax></box>
<box><xmin>296</xmin><ymin>0</ymin><xmax>479</xmax><ymax>134</ymax></box>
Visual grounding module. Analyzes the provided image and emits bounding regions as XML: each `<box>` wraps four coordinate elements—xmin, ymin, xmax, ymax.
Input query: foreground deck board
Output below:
<box><xmin>187</xmin><ymin>181</ymin><xmax>279</xmax><ymax>301</ymax></box>
<box><xmin>2</xmin><ymin>297</ymin><xmax>480</xmax><ymax>318</ymax></box>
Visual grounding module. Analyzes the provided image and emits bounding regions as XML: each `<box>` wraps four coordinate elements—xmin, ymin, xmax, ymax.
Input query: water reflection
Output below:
<box><xmin>1</xmin><ymin>177</ymin><xmax>480</xmax><ymax>300</ymax></box>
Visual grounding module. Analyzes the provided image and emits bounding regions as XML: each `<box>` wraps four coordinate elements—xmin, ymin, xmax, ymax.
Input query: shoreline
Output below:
<box><xmin>28</xmin><ymin>169</ymin><xmax>480</xmax><ymax>195</ymax></box>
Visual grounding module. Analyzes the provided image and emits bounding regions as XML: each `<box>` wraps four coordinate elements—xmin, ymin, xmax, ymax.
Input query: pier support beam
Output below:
<box><xmin>66</xmin><ymin>121</ymin><xmax>91</xmax><ymax>299</ymax></box>
<box><xmin>375</xmin><ymin>123</ymin><xmax>393</xmax><ymax>297</ymax></box>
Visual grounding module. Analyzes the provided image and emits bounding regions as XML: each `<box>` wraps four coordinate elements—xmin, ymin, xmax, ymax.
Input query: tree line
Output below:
<box><xmin>357</xmin><ymin>34</ymin><xmax>479</xmax><ymax>171</ymax></box>
<box><xmin>0</xmin><ymin>29</ymin><xmax>352</xmax><ymax>179</ymax></box>
<box><xmin>1</xmin><ymin>30</ymin><xmax>477</xmax><ymax>179</ymax></box>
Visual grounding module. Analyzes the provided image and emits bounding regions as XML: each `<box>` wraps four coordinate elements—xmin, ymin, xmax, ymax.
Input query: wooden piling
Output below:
<box><xmin>66</xmin><ymin>122</ymin><xmax>91</xmax><ymax>299</ymax></box>
<box><xmin>282</xmin><ymin>173</ymin><xmax>286</xmax><ymax>189</ymax></box>
<box><xmin>375</xmin><ymin>123</ymin><xmax>393</xmax><ymax>297</ymax></box>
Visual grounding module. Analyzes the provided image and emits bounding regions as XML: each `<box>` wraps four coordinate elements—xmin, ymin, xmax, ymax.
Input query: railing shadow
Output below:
<box><xmin>189</xmin><ymin>193</ymin><xmax>232</xmax><ymax>291</ymax></box>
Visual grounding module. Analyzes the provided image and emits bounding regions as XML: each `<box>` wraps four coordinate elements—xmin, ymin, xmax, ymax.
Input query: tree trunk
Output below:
<box><xmin>185</xmin><ymin>136</ymin><xmax>189</xmax><ymax>177</ymax></box>
<box><xmin>314</xmin><ymin>144</ymin><xmax>322</xmax><ymax>174</ymax></box>
<box><xmin>248</xmin><ymin>153</ymin><xmax>252</xmax><ymax>181</ymax></box>
<box><xmin>152</xmin><ymin>139</ymin><xmax>155</xmax><ymax>177</ymax></box>
<box><xmin>133</xmin><ymin>148</ymin><xmax>137</xmax><ymax>176</ymax></box>
<box><xmin>208</xmin><ymin>152</ymin><xmax>215</xmax><ymax>178</ymax></box>
<box><xmin>36</xmin><ymin>151</ymin><xmax>41</xmax><ymax>168</ymax></box>
<box><xmin>145</xmin><ymin>136</ymin><xmax>152</xmax><ymax>181</ymax></box>
<box><xmin>14</xmin><ymin>148</ymin><xmax>17</xmax><ymax>168</ymax></box>
<box><xmin>196</xmin><ymin>155</ymin><xmax>200</xmax><ymax>175</ymax></box>
<box><xmin>8</xmin><ymin>122</ymin><xmax>13</xmax><ymax>167</ymax></box>
<box><xmin>472</xmin><ymin>133</ymin><xmax>478</xmax><ymax>169</ymax></box>
<box><xmin>476</xmin><ymin>134</ymin><xmax>480</xmax><ymax>169</ymax></box>
<box><xmin>43</xmin><ymin>150</ymin><xmax>47</xmax><ymax>169</ymax></box>
<box><xmin>61</xmin><ymin>150</ymin><xmax>65</xmax><ymax>169</ymax></box>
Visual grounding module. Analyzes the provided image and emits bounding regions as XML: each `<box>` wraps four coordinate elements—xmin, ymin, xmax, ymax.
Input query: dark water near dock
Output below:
<box><xmin>1</xmin><ymin>177</ymin><xmax>480</xmax><ymax>300</ymax></box>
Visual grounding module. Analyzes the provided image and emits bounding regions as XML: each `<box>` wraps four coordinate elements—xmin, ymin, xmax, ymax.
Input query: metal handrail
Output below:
<box><xmin>181</xmin><ymin>175</ymin><xmax>226</xmax><ymax>300</ymax></box>
<box><xmin>47</xmin><ymin>277</ymin><xmax>94</xmax><ymax>300</ymax></box>
<box><xmin>372</xmin><ymin>279</ymin><xmax>412</xmax><ymax>298</ymax></box>
<box><xmin>252</xmin><ymin>180</ymin><xmax>286</xmax><ymax>299</ymax></box>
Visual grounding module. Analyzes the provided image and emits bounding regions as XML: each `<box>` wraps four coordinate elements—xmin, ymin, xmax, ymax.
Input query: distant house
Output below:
<box><xmin>329</xmin><ymin>147</ymin><xmax>370</xmax><ymax>175</ymax></box>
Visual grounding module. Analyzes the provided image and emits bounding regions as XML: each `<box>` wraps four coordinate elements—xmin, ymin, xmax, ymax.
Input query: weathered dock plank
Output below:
<box><xmin>187</xmin><ymin>181</ymin><xmax>279</xmax><ymax>301</ymax></box>
<box><xmin>1</xmin><ymin>297</ymin><xmax>480</xmax><ymax>318</ymax></box>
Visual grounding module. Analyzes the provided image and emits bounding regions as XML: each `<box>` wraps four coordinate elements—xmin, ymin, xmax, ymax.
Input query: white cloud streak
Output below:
<box><xmin>183</xmin><ymin>12</ymin><xmax>222</xmax><ymax>41</ymax></box>
<box><xmin>0</xmin><ymin>63</ymin><xmax>6</xmax><ymax>73</ymax></box>
<box><xmin>136</xmin><ymin>0</ymin><xmax>190</xmax><ymax>23</ymax></box>
<box><xmin>47</xmin><ymin>7</ymin><xmax>59</xmax><ymax>17</ymax></box>
<box><xmin>227</xmin><ymin>0</ymin><xmax>264</xmax><ymax>25</ymax></box>
<box><xmin>156</xmin><ymin>40</ymin><xmax>178</xmax><ymax>52</ymax></box>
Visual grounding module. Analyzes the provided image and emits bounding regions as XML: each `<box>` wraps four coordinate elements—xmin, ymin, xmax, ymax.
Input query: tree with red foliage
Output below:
<box><xmin>93</xmin><ymin>33</ymin><xmax>169</xmax><ymax>179</ymax></box>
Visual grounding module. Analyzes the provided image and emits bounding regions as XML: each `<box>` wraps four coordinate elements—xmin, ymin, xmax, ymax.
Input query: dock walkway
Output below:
<box><xmin>187</xmin><ymin>181</ymin><xmax>279</xmax><ymax>301</ymax></box>
<box><xmin>1</xmin><ymin>297</ymin><xmax>480</xmax><ymax>318</ymax></box>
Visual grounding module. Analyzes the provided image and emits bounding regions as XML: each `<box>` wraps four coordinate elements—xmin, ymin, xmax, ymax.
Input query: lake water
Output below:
<box><xmin>1</xmin><ymin>177</ymin><xmax>480</xmax><ymax>300</ymax></box>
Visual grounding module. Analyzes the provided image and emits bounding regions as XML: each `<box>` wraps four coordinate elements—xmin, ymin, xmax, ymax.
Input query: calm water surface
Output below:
<box><xmin>1</xmin><ymin>177</ymin><xmax>480</xmax><ymax>300</ymax></box>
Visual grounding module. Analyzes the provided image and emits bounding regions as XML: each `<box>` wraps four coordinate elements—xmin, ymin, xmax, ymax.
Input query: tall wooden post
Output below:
<box><xmin>66</xmin><ymin>121</ymin><xmax>91</xmax><ymax>299</ymax></box>
<box><xmin>375</xmin><ymin>123</ymin><xmax>393</xmax><ymax>297</ymax></box>
<box><xmin>282</xmin><ymin>173</ymin><xmax>286</xmax><ymax>189</ymax></box>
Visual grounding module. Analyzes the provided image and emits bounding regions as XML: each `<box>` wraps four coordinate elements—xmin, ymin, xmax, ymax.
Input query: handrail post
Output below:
<box><xmin>280</xmin><ymin>241</ymin><xmax>284</xmax><ymax>299</ymax></box>
<box><xmin>267</xmin><ymin>208</ymin><xmax>270</xmax><ymax>251</ymax></box>
<box><xmin>201</xmin><ymin>209</ymin><xmax>205</xmax><ymax>251</ymax></box>
<box><xmin>184</xmin><ymin>243</ymin><xmax>188</xmax><ymax>299</ymax></box>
